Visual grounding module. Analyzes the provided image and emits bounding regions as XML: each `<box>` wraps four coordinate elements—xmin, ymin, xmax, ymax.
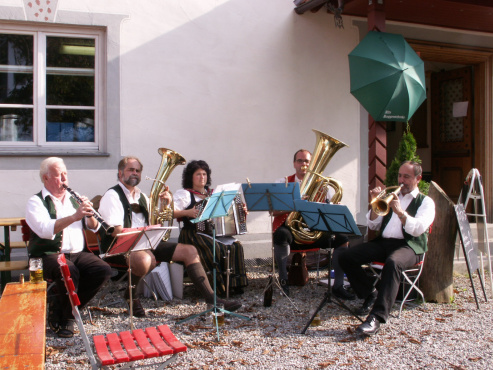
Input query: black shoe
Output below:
<box><xmin>127</xmin><ymin>298</ymin><xmax>147</xmax><ymax>318</ymax></box>
<box><xmin>356</xmin><ymin>290</ymin><xmax>377</xmax><ymax>316</ymax></box>
<box><xmin>280</xmin><ymin>279</ymin><xmax>290</xmax><ymax>297</ymax></box>
<box><xmin>57</xmin><ymin>319</ymin><xmax>75</xmax><ymax>338</ymax></box>
<box><xmin>332</xmin><ymin>286</ymin><xmax>356</xmax><ymax>300</ymax></box>
<box><xmin>48</xmin><ymin>299</ymin><xmax>62</xmax><ymax>334</ymax></box>
<box><xmin>218</xmin><ymin>299</ymin><xmax>242</xmax><ymax>312</ymax></box>
<box><xmin>356</xmin><ymin>315</ymin><xmax>381</xmax><ymax>336</ymax></box>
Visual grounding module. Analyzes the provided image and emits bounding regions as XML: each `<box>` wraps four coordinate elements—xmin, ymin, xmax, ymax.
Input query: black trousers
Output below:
<box><xmin>43</xmin><ymin>252</ymin><xmax>112</xmax><ymax>321</ymax></box>
<box><xmin>339</xmin><ymin>238</ymin><xmax>421</xmax><ymax>322</ymax></box>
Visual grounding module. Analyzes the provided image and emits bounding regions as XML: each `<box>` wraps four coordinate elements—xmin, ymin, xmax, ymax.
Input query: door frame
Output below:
<box><xmin>409</xmin><ymin>39</ymin><xmax>493</xmax><ymax>219</ymax></box>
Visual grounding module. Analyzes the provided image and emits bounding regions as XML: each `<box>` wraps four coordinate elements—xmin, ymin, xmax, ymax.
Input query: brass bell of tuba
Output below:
<box><xmin>286</xmin><ymin>129</ymin><xmax>348</xmax><ymax>244</ymax></box>
<box><xmin>148</xmin><ymin>148</ymin><xmax>186</xmax><ymax>241</ymax></box>
<box><xmin>370</xmin><ymin>184</ymin><xmax>403</xmax><ymax>216</ymax></box>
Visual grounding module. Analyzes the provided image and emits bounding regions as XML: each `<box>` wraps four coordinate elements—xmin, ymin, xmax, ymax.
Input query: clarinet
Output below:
<box><xmin>62</xmin><ymin>184</ymin><xmax>115</xmax><ymax>235</ymax></box>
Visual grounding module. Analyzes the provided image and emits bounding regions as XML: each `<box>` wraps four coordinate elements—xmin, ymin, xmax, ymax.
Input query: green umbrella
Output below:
<box><xmin>348</xmin><ymin>31</ymin><xmax>426</xmax><ymax>122</ymax></box>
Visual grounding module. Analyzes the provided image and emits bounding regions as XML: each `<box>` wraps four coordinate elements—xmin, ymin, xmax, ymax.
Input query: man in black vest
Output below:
<box><xmin>339</xmin><ymin>161</ymin><xmax>435</xmax><ymax>336</ymax></box>
<box><xmin>25</xmin><ymin>157</ymin><xmax>112</xmax><ymax>338</ymax></box>
<box><xmin>98</xmin><ymin>156</ymin><xmax>241</xmax><ymax>317</ymax></box>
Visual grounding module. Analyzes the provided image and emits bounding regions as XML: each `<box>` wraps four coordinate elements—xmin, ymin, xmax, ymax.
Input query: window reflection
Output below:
<box><xmin>46</xmin><ymin>109</ymin><xmax>94</xmax><ymax>142</ymax></box>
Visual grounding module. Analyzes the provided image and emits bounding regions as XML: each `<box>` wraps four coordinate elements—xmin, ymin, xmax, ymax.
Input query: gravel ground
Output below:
<box><xmin>45</xmin><ymin>266</ymin><xmax>493</xmax><ymax>369</ymax></box>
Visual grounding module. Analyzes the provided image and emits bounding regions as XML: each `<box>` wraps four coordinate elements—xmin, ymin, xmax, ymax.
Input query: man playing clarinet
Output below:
<box><xmin>25</xmin><ymin>157</ymin><xmax>112</xmax><ymax>338</ymax></box>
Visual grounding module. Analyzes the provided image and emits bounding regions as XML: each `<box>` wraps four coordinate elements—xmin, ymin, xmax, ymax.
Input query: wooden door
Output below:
<box><xmin>431</xmin><ymin>67</ymin><xmax>473</xmax><ymax>202</ymax></box>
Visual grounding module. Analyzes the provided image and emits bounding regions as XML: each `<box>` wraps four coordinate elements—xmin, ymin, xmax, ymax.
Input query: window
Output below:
<box><xmin>0</xmin><ymin>24</ymin><xmax>104</xmax><ymax>153</ymax></box>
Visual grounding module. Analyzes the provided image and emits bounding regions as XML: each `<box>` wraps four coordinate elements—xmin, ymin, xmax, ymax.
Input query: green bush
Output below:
<box><xmin>385</xmin><ymin>123</ymin><xmax>429</xmax><ymax>195</ymax></box>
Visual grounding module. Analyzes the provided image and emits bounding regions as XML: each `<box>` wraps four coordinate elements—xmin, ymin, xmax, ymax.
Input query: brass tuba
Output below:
<box><xmin>286</xmin><ymin>129</ymin><xmax>348</xmax><ymax>244</ymax></box>
<box><xmin>148</xmin><ymin>148</ymin><xmax>186</xmax><ymax>241</ymax></box>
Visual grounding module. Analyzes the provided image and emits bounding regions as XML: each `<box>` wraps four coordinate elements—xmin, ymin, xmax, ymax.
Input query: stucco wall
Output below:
<box><xmin>0</xmin><ymin>0</ymin><xmax>364</xmax><ymax>245</ymax></box>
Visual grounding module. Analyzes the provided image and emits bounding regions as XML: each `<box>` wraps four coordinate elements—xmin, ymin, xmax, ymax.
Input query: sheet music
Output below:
<box><xmin>106</xmin><ymin>225</ymin><xmax>176</xmax><ymax>256</ymax></box>
<box><xmin>214</xmin><ymin>182</ymin><xmax>245</xmax><ymax>203</ymax></box>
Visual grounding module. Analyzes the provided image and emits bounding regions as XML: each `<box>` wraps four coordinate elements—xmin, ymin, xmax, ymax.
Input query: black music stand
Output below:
<box><xmin>294</xmin><ymin>200</ymin><xmax>364</xmax><ymax>334</ymax></box>
<box><xmin>105</xmin><ymin>226</ymin><xmax>171</xmax><ymax>329</ymax></box>
<box><xmin>242</xmin><ymin>182</ymin><xmax>301</xmax><ymax>308</ymax></box>
<box><xmin>176</xmin><ymin>188</ymin><xmax>250</xmax><ymax>341</ymax></box>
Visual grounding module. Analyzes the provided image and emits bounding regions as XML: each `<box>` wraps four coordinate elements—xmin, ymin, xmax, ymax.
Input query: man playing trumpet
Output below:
<box><xmin>339</xmin><ymin>161</ymin><xmax>435</xmax><ymax>336</ymax></box>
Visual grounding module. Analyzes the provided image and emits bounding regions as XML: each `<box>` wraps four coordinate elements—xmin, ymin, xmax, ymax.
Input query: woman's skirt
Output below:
<box><xmin>178</xmin><ymin>228</ymin><xmax>248</xmax><ymax>296</ymax></box>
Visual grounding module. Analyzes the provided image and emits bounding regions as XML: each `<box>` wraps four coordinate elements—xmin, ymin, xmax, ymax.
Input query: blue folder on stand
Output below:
<box><xmin>294</xmin><ymin>200</ymin><xmax>361</xmax><ymax>235</ymax></box>
<box><xmin>241</xmin><ymin>182</ymin><xmax>301</xmax><ymax>212</ymax></box>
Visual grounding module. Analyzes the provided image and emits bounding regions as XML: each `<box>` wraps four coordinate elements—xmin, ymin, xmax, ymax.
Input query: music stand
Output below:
<box><xmin>104</xmin><ymin>226</ymin><xmax>172</xmax><ymax>329</ymax></box>
<box><xmin>176</xmin><ymin>186</ymin><xmax>250</xmax><ymax>341</ymax></box>
<box><xmin>241</xmin><ymin>182</ymin><xmax>301</xmax><ymax>308</ymax></box>
<box><xmin>294</xmin><ymin>200</ymin><xmax>364</xmax><ymax>334</ymax></box>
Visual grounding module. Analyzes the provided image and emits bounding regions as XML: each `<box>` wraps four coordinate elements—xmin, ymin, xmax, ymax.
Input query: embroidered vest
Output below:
<box><xmin>272</xmin><ymin>174</ymin><xmax>297</xmax><ymax>232</ymax></box>
<box><xmin>99</xmin><ymin>185</ymin><xmax>149</xmax><ymax>253</ymax></box>
<box><xmin>379</xmin><ymin>192</ymin><xmax>429</xmax><ymax>255</ymax></box>
<box><xmin>28</xmin><ymin>192</ymin><xmax>80</xmax><ymax>257</ymax></box>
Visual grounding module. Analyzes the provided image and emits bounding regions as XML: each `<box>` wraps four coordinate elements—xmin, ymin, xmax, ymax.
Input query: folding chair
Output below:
<box><xmin>369</xmin><ymin>253</ymin><xmax>426</xmax><ymax>317</ymax></box>
<box><xmin>57</xmin><ymin>253</ymin><xmax>187</xmax><ymax>369</ymax></box>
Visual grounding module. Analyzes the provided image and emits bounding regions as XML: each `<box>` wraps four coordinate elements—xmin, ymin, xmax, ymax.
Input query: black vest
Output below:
<box><xmin>181</xmin><ymin>190</ymin><xmax>199</xmax><ymax>230</ymax></box>
<box><xmin>28</xmin><ymin>192</ymin><xmax>80</xmax><ymax>257</ymax></box>
<box><xmin>379</xmin><ymin>192</ymin><xmax>429</xmax><ymax>255</ymax></box>
<box><xmin>99</xmin><ymin>185</ymin><xmax>149</xmax><ymax>253</ymax></box>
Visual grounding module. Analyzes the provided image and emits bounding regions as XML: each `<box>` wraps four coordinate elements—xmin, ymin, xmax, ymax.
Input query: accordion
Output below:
<box><xmin>194</xmin><ymin>194</ymin><xmax>247</xmax><ymax>237</ymax></box>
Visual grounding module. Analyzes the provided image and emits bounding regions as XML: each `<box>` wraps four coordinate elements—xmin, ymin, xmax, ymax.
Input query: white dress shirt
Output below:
<box><xmin>173</xmin><ymin>188</ymin><xmax>203</xmax><ymax>211</ymax></box>
<box><xmin>367</xmin><ymin>187</ymin><xmax>435</xmax><ymax>238</ymax></box>
<box><xmin>99</xmin><ymin>182</ymin><xmax>148</xmax><ymax>228</ymax></box>
<box><xmin>25</xmin><ymin>187</ymin><xmax>86</xmax><ymax>253</ymax></box>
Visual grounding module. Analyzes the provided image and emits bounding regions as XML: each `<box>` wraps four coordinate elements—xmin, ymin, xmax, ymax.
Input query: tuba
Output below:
<box><xmin>148</xmin><ymin>148</ymin><xmax>186</xmax><ymax>241</ymax></box>
<box><xmin>286</xmin><ymin>129</ymin><xmax>348</xmax><ymax>244</ymax></box>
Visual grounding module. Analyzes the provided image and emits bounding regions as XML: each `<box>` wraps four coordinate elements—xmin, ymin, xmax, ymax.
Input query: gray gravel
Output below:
<box><xmin>45</xmin><ymin>267</ymin><xmax>493</xmax><ymax>369</ymax></box>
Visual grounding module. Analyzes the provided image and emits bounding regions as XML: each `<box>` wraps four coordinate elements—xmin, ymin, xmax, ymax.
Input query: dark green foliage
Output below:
<box><xmin>385</xmin><ymin>123</ymin><xmax>430</xmax><ymax>195</ymax></box>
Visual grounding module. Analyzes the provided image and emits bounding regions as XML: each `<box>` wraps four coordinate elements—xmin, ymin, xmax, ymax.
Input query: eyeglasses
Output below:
<box><xmin>295</xmin><ymin>159</ymin><xmax>310</xmax><ymax>164</ymax></box>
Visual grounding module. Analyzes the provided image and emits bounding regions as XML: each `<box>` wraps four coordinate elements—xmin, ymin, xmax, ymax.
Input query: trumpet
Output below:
<box><xmin>370</xmin><ymin>184</ymin><xmax>403</xmax><ymax>216</ymax></box>
<box><xmin>62</xmin><ymin>184</ymin><xmax>115</xmax><ymax>235</ymax></box>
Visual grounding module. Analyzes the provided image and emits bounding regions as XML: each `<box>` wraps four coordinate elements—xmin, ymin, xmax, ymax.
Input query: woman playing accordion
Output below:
<box><xmin>173</xmin><ymin>160</ymin><xmax>248</xmax><ymax>296</ymax></box>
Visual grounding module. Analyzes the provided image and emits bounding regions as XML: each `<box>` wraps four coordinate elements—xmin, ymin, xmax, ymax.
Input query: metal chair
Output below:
<box><xmin>57</xmin><ymin>253</ymin><xmax>187</xmax><ymax>369</ymax></box>
<box><xmin>369</xmin><ymin>253</ymin><xmax>426</xmax><ymax>317</ymax></box>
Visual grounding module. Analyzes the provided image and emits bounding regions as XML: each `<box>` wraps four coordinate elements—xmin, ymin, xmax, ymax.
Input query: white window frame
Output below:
<box><xmin>0</xmin><ymin>23</ymin><xmax>106</xmax><ymax>153</ymax></box>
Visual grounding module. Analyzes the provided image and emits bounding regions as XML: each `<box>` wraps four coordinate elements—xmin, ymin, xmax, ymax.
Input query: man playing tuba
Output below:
<box><xmin>272</xmin><ymin>149</ymin><xmax>353</xmax><ymax>299</ymax></box>
<box><xmin>98</xmin><ymin>156</ymin><xmax>242</xmax><ymax>317</ymax></box>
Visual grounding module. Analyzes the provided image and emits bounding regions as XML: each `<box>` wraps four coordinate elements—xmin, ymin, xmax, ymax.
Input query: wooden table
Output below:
<box><xmin>0</xmin><ymin>281</ymin><xmax>47</xmax><ymax>369</ymax></box>
<box><xmin>0</xmin><ymin>217</ymin><xmax>25</xmax><ymax>290</ymax></box>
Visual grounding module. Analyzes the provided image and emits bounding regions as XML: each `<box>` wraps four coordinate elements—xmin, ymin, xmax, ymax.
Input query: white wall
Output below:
<box><xmin>117</xmin><ymin>0</ymin><xmax>363</xmax><ymax>233</ymax></box>
<box><xmin>0</xmin><ymin>0</ymin><xmax>363</xmax><ymax>244</ymax></box>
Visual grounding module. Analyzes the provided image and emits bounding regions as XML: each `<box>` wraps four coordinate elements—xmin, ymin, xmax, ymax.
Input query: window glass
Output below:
<box><xmin>0</xmin><ymin>109</ymin><xmax>32</xmax><ymax>141</ymax></box>
<box><xmin>46</xmin><ymin>109</ymin><xmax>94</xmax><ymax>142</ymax></box>
<box><xmin>0</xmin><ymin>34</ymin><xmax>33</xmax><ymax>105</ymax></box>
<box><xmin>46</xmin><ymin>37</ymin><xmax>95</xmax><ymax>106</ymax></box>
<box><xmin>0</xmin><ymin>28</ymin><xmax>101</xmax><ymax>150</ymax></box>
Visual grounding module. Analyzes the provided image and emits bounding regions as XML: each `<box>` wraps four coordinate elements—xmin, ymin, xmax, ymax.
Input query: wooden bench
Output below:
<box><xmin>0</xmin><ymin>281</ymin><xmax>47</xmax><ymax>369</ymax></box>
<box><xmin>0</xmin><ymin>260</ymin><xmax>29</xmax><ymax>272</ymax></box>
<box><xmin>3</xmin><ymin>241</ymin><xmax>27</xmax><ymax>249</ymax></box>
